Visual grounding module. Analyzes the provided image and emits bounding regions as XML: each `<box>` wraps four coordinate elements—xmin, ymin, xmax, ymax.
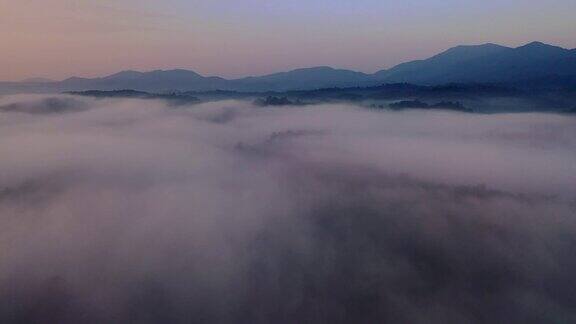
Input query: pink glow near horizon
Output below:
<box><xmin>1</xmin><ymin>0</ymin><xmax>575</xmax><ymax>81</ymax></box>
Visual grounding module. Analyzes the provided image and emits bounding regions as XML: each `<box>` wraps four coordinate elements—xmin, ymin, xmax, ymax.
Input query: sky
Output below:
<box><xmin>1</xmin><ymin>0</ymin><xmax>575</xmax><ymax>81</ymax></box>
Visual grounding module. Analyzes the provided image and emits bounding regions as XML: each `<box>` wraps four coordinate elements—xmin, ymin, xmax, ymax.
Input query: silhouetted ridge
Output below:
<box><xmin>2</xmin><ymin>41</ymin><xmax>576</xmax><ymax>94</ymax></box>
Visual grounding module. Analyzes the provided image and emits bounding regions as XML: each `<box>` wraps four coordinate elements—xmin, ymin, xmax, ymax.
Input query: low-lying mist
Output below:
<box><xmin>1</xmin><ymin>95</ymin><xmax>575</xmax><ymax>323</ymax></box>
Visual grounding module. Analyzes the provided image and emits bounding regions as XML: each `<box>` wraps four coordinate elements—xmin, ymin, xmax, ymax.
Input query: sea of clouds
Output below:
<box><xmin>0</xmin><ymin>95</ymin><xmax>575</xmax><ymax>323</ymax></box>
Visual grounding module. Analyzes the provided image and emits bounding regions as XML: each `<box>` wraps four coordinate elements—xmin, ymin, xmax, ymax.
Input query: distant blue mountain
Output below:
<box><xmin>2</xmin><ymin>41</ymin><xmax>576</xmax><ymax>94</ymax></box>
<box><xmin>376</xmin><ymin>41</ymin><xmax>576</xmax><ymax>84</ymax></box>
<box><xmin>234</xmin><ymin>66</ymin><xmax>373</xmax><ymax>91</ymax></box>
<box><xmin>58</xmin><ymin>69</ymin><xmax>230</xmax><ymax>92</ymax></box>
<box><xmin>373</xmin><ymin>43</ymin><xmax>511</xmax><ymax>83</ymax></box>
<box><xmin>54</xmin><ymin>67</ymin><xmax>375</xmax><ymax>92</ymax></box>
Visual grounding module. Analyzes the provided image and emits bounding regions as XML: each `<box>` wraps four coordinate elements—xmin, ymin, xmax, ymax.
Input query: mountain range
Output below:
<box><xmin>2</xmin><ymin>41</ymin><xmax>576</xmax><ymax>94</ymax></box>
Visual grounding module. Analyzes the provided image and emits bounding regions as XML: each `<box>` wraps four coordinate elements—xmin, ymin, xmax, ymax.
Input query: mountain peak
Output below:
<box><xmin>104</xmin><ymin>70</ymin><xmax>144</xmax><ymax>80</ymax></box>
<box><xmin>428</xmin><ymin>43</ymin><xmax>511</xmax><ymax>64</ymax></box>
<box><xmin>516</xmin><ymin>41</ymin><xmax>566</xmax><ymax>51</ymax></box>
<box><xmin>62</xmin><ymin>76</ymin><xmax>90</xmax><ymax>82</ymax></box>
<box><xmin>148</xmin><ymin>69</ymin><xmax>204</xmax><ymax>78</ymax></box>
<box><xmin>453</xmin><ymin>43</ymin><xmax>508</xmax><ymax>50</ymax></box>
<box><xmin>442</xmin><ymin>43</ymin><xmax>510</xmax><ymax>54</ymax></box>
<box><xmin>256</xmin><ymin>66</ymin><xmax>365</xmax><ymax>79</ymax></box>
<box><xmin>519</xmin><ymin>41</ymin><xmax>548</xmax><ymax>48</ymax></box>
<box><xmin>152</xmin><ymin>69</ymin><xmax>199</xmax><ymax>74</ymax></box>
<box><xmin>514</xmin><ymin>41</ymin><xmax>570</xmax><ymax>58</ymax></box>
<box><xmin>289</xmin><ymin>66</ymin><xmax>337</xmax><ymax>73</ymax></box>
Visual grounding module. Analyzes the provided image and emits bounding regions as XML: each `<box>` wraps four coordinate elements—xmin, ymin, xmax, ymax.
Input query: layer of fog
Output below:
<box><xmin>1</xmin><ymin>95</ymin><xmax>575</xmax><ymax>323</ymax></box>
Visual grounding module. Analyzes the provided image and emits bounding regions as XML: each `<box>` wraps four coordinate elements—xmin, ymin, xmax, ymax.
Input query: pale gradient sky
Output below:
<box><xmin>1</xmin><ymin>0</ymin><xmax>575</xmax><ymax>81</ymax></box>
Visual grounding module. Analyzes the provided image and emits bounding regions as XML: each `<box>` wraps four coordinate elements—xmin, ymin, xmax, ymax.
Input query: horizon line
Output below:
<box><xmin>6</xmin><ymin>40</ymin><xmax>575</xmax><ymax>83</ymax></box>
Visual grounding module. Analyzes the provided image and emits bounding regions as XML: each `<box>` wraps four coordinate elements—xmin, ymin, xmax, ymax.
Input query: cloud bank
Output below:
<box><xmin>0</xmin><ymin>95</ymin><xmax>575</xmax><ymax>323</ymax></box>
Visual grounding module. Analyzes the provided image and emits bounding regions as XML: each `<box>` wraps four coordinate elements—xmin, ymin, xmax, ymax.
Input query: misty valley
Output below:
<box><xmin>0</xmin><ymin>93</ymin><xmax>575</xmax><ymax>323</ymax></box>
